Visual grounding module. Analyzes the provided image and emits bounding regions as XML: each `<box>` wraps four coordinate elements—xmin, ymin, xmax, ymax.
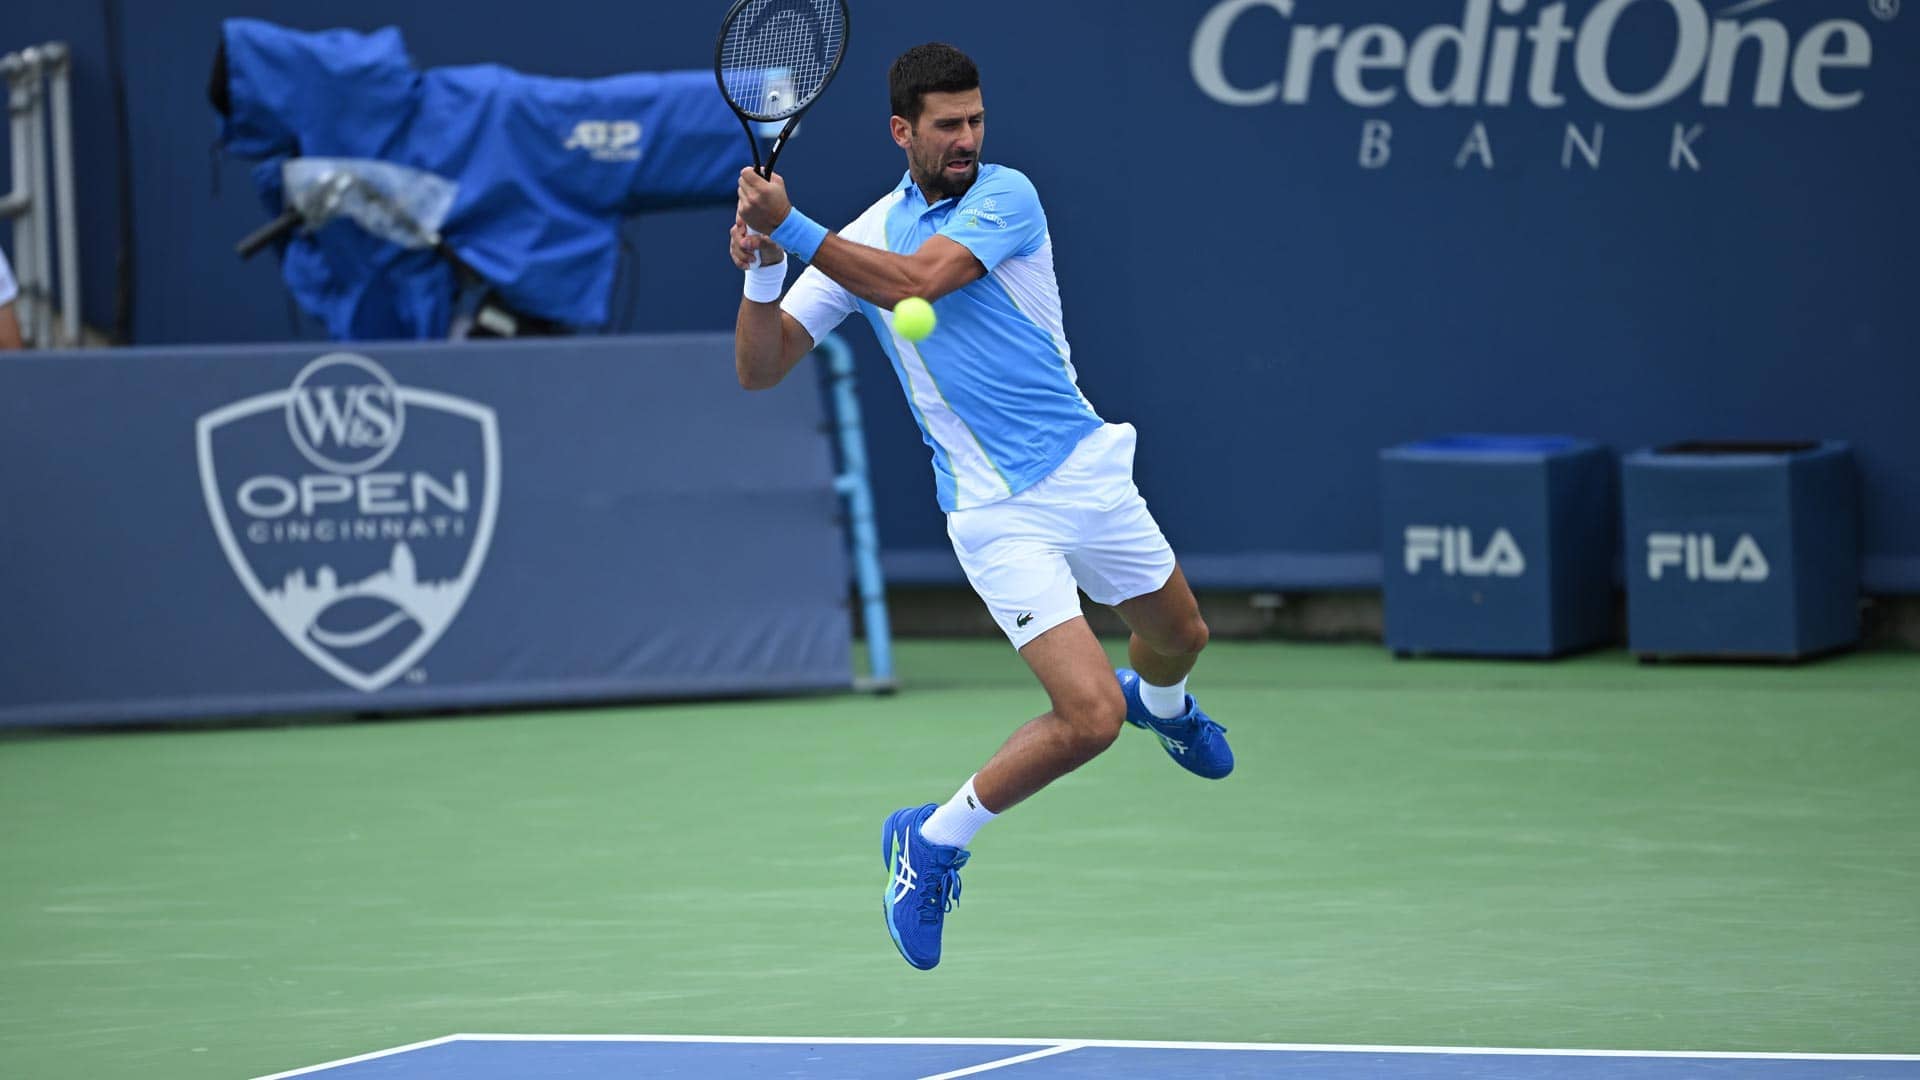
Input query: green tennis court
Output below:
<box><xmin>2</xmin><ymin>640</ymin><xmax>1915</xmax><ymax>1079</ymax></box>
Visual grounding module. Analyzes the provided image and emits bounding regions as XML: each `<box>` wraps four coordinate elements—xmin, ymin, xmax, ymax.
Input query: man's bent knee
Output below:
<box><xmin>1053</xmin><ymin>685</ymin><xmax>1125</xmax><ymax>760</ymax></box>
<box><xmin>1144</xmin><ymin>614</ymin><xmax>1209</xmax><ymax>659</ymax></box>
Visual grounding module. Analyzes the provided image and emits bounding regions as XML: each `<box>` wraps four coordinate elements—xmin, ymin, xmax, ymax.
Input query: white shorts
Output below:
<box><xmin>946</xmin><ymin>423</ymin><xmax>1177</xmax><ymax>649</ymax></box>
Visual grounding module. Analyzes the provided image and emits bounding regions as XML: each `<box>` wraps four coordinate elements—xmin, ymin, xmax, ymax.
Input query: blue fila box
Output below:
<box><xmin>1380</xmin><ymin>435</ymin><xmax>1615</xmax><ymax>657</ymax></box>
<box><xmin>1622</xmin><ymin>441</ymin><xmax>1859</xmax><ymax>659</ymax></box>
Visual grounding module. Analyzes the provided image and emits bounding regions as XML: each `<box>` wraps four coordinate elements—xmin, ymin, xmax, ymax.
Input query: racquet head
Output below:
<box><xmin>715</xmin><ymin>0</ymin><xmax>850</xmax><ymax>124</ymax></box>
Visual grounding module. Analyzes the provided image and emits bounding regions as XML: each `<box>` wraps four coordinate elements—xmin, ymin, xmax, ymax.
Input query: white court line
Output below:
<box><xmin>247</xmin><ymin>1035</ymin><xmax>460</xmax><ymax>1080</ymax></box>
<box><xmin>448</xmin><ymin>1034</ymin><xmax>1920</xmax><ymax>1060</ymax></box>
<box><xmin>252</xmin><ymin>1032</ymin><xmax>1920</xmax><ymax>1078</ymax></box>
<box><xmin>915</xmin><ymin>1042</ymin><xmax>1086</xmax><ymax>1079</ymax></box>
<box><xmin>451</xmin><ymin>1033</ymin><xmax>1058</xmax><ymax>1046</ymax></box>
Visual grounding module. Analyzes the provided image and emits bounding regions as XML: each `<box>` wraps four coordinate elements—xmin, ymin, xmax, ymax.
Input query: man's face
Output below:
<box><xmin>894</xmin><ymin>88</ymin><xmax>985</xmax><ymax>200</ymax></box>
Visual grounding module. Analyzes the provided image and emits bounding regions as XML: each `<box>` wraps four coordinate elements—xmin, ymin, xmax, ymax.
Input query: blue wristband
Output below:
<box><xmin>770</xmin><ymin>208</ymin><xmax>829</xmax><ymax>262</ymax></box>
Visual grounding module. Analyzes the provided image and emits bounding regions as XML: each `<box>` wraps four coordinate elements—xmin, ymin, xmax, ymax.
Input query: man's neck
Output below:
<box><xmin>913</xmin><ymin>173</ymin><xmax>975</xmax><ymax>206</ymax></box>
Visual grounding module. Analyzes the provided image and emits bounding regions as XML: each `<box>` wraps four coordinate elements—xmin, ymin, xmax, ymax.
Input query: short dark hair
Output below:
<box><xmin>888</xmin><ymin>43</ymin><xmax>980</xmax><ymax>123</ymax></box>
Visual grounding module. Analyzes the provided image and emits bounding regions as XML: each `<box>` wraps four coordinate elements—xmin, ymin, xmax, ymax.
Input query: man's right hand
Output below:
<box><xmin>731</xmin><ymin>216</ymin><xmax>786</xmax><ymax>271</ymax></box>
<box><xmin>737</xmin><ymin>168</ymin><xmax>793</xmax><ymax>235</ymax></box>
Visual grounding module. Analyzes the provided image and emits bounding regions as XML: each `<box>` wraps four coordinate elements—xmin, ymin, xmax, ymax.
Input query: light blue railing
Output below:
<box><xmin>817</xmin><ymin>334</ymin><xmax>896</xmax><ymax>692</ymax></box>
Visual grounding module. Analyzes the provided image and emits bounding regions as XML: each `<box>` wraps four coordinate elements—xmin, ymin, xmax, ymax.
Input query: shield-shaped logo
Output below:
<box><xmin>196</xmin><ymin>353</ymin><xmax>500</xmax><ymax>691</ymax></box>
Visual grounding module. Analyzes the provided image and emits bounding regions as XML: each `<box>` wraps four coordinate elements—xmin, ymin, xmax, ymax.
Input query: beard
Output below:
<box><xmin>912</xmin><ymin>151</ymin><xmax>978</xmax><ymax>200</ymax></box>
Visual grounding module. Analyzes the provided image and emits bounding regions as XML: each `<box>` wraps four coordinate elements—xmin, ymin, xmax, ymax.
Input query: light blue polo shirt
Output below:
<box><xmin>782</xmin><ymin>164</ymin><xmax>1104</xmax><ymax>512</ymax></box>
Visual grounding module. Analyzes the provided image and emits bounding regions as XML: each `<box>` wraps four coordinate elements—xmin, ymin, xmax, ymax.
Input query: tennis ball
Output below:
<box><xmin>893</xmin><ymin>296</ymin><xmax>936</xmax><ymax>342</ymax></box>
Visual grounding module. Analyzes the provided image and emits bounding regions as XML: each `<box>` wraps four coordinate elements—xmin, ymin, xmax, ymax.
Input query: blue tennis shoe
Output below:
<box><xmin>1116</xmin><ymin>669</ymin><xmax>1233</xmax><ymax>779</ymax></box>
<box><xmin>880</xmin><ymin>804</ymin><xmax>970</xmax><ymax>971</ymax></box>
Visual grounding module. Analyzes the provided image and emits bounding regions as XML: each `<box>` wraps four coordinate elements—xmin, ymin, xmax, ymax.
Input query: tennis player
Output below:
<box><xmin>729</xmin><ymin>43</ymin><xmax>1231</xmax><ymax>971</ymax></box>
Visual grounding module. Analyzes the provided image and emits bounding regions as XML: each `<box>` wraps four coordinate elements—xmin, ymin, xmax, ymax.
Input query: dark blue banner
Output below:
<box><xmin>8</xmin><ymin>0</ymin><xmax>1918</xmax><ymax>591</ymax></box>
<box><xmin>0</xmin><ymin>335</ymin><xmax>851</xmax><ymax>727</ymax></box>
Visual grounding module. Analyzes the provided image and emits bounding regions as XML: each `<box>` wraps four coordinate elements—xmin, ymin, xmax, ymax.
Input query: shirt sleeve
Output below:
<box><xmin>780</xmin><ymin>262</ymin><xmax>857</xmax><ymax>345</ymax></box>
<box><xmin>936</xmin><ymin>167</ymin><xmax>1047</xmax><ymax>274</ymax></box>
<box><xmin>0</xmin><ymin>248</ymin><xmax>16</xmax><ymax>307</ymax></box>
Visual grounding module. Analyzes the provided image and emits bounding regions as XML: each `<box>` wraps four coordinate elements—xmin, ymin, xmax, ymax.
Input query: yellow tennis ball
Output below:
<box><xmin>893</xmin><ymin>296</ymin><xmax>936</xmax><ymax>342</ymax></box>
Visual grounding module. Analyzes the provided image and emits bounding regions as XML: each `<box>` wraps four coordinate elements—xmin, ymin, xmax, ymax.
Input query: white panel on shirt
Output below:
<box><xmin>779</xmin><ymin>191</ymin><xmax>899</xmax><ymax>347</ymax></box>
<box><xmin>986</xmin><ymin>236</ymin><xmax>1089</xmax><ymax>405</ymax></box>
<box><xmin>888</xmin><ymin>329</ymin><xmax>1012</xmax><ymax>507</ymax></box>
<box><xmin>780</xmin><ymin>189</ymin><xmax>1012</xmax><ymax>506</ymax></box>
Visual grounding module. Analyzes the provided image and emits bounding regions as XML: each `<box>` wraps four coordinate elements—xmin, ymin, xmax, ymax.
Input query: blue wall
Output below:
<box><xmin>6</xmin><ymin>0</ymin><xmax>1917</xmax><ymax>590</ymax></box>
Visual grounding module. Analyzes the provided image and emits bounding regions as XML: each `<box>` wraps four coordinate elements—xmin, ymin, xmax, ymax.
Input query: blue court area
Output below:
<box><xmin>258</xmin><ymin>1037</ymin><xmax>1920</xmax><ymax>1080</ymax></box>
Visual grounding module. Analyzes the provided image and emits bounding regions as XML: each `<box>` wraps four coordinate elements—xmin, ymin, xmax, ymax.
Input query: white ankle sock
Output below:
<box><xmin>1138</xmin><ymin>675</ymin><xmax>1190</xmax><ymax>719</ymax></box>
<box><xmin>920</xmin><ymin>776</ymin><xmax>996</xmax><ymax>849</ymax></box>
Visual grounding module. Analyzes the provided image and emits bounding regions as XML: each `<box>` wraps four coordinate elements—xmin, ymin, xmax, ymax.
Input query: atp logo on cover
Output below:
<box><xmin>196</xmin><ymin>354</ymin><xmax>500</xmax><ymax>691</ymax></box>
<box><xmin>564</xmin><ymin>120</ymin><xmax>642</xmax><ymax>162</ymax></box>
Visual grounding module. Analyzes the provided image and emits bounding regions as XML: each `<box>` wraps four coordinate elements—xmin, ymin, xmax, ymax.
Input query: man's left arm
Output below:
<box><xmin>733</xmin><ymin>166</ymin><xmax>975</xmax><ymax>307</ymax></box>
<box><xmin>737</xmin><ymin>168</ymin><xmax>985</xmax><ymax>309</ymax></box>
<box><xmin>804</xmin><ymin>231</ymin><xmax>982</xmax><ymax>310</ymax></box>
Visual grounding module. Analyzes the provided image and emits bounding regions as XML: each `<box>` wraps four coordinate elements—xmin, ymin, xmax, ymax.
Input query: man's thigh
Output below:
<box><xmin>1066</xmin><ymin>496</ymin><xmax>1176</xmax><ymax>610</ymax></box>
<box><xmin>1113</xmin><ymin>564</ymin><xmax>1204</xmax><ymax>649</ymax></box>
<box><xmin>947</xmin><ymin>501</ymin><xmax>1084</xmax><ymax>649</ymax></box>
<box><xmin>1058</xmin><ymin>428</ymin><xmax>1176</xmax><ymax>609</ymax></box>
<box><xmin>1017</xmin><ymin>613</ymin><xmax>1123</xmax><ymax>713</ymax></box>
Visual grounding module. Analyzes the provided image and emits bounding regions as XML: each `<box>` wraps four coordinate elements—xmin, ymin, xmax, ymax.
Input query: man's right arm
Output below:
<box><xmin>730</xmin><ymin>218</ymin><xmax>816</xmax><ymax>390</ymax></box>
<box><xmin>734</xmin><ymin>290</ymin><xmax>815</xmax><ymax>391</ymax></box>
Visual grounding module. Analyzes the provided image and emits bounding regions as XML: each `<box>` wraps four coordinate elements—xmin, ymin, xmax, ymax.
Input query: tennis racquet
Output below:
<box><xmin>714</xmin><ymin>0</ymin><xmax>851</xmax><ymax>263</ymax></box>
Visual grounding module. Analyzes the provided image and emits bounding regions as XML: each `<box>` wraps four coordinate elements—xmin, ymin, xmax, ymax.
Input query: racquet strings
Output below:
<box><xmin>718</xmin><ymin>0</ymin><xmax>846</xmax><ymax>122</ymax></box>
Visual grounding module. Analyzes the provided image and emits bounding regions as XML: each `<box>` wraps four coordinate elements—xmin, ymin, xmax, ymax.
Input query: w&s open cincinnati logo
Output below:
<box><xmin>196</xmin><ymin>354</ymin><xmax>500</xmax><ymax>692</ymax></box>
